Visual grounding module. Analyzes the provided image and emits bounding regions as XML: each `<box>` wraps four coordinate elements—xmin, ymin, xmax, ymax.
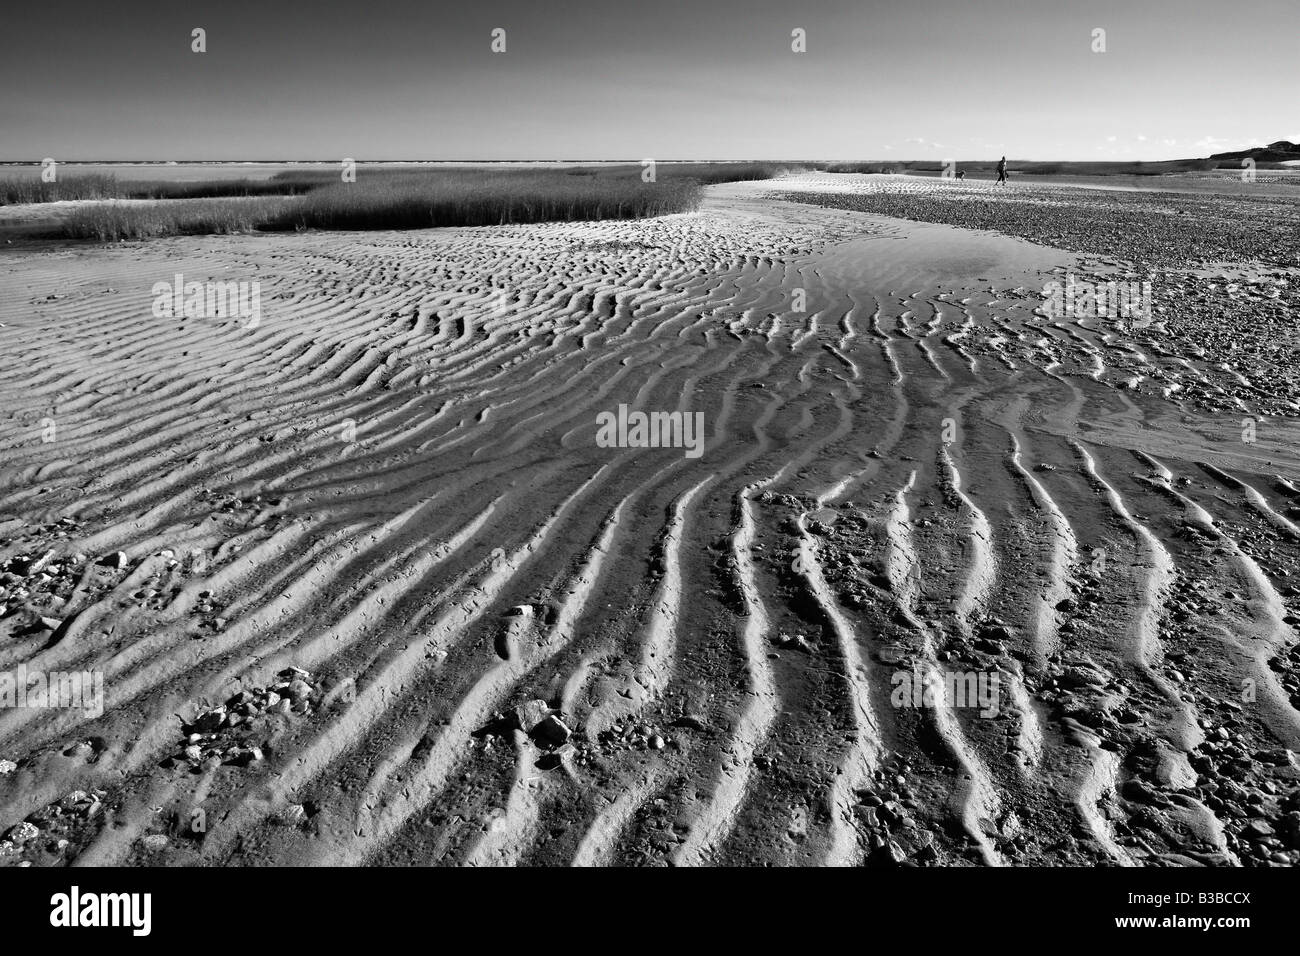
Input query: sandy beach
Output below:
<box><xmin>1</xmin><ymin>172</ymin><xmax>1299</xmax><ymax>868</ymax></box>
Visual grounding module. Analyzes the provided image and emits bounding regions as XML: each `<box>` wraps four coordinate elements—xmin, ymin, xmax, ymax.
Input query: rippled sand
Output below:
<box><xmin>1</xmin><ymin>175</ymin><xmax>1298</xmax><ymax>867</ymax></box>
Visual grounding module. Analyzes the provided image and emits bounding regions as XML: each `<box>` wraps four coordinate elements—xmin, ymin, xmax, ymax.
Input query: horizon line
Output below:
<box><xmin>0</xmin><ymin>155</ymin><xmax>1241</xmax><ymax>166</ymax></box>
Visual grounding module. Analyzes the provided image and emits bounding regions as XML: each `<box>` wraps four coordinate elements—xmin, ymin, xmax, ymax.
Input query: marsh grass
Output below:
<box><xmin>1</xmin><ymin>173</ymin><xmax>322</xmax><ymax>206</ymax></box>
<box><xmin>58</xmin><ymin>198</ymin><xmax>290</xmax><ymax>240</ymax></box>
<box><xmin>1</xmin><ymin>175</ymin><xmax>122</xmax><ymax>204</ymax></box>
<box><xmin>123</xmin><ymin>178</ymin><xmax>320</xmax><ymax>199</ymax></box>
<box><xmin>273</xmin><ymin>170</ymin><xmax>703</xmax><ymax>231</ymax></box>
<box><xmin>666</xmin><ymin>162</ymin><xmax>799</xmax><ymax>184</ymax></box>
<box><xmin>18</xmin><ymin>163</ymin><xmax>792</xmax><ymax>240</ymax></box>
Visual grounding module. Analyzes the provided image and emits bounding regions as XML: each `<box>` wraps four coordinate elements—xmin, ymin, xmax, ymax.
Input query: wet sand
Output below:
<box><xmin>1</xmin><ymin>174</ymin><xmax>1298</xmax><ymax>867</ymax></box>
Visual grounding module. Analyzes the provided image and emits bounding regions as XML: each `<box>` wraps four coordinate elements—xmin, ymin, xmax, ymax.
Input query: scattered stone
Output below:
<box><xmin>193</xmin><ymin>709</ymin><xmax>226</xmax><ymax>733</ymax></box>
<box><xmin>775</xmin><ymin>632</ymin><xmax>815</xmax><ymax>653</ymax></box>
<box><xmin>6</xmin><ymin>821</ymin><xmax>39</xmax><ymax>845</ymax></box>
<box><xmin>175</xmin><ymin>668</ymin><xmax>318</xmax><ymax>769</ymax></box>
<box><xmin>876</xmin><ymin>644</ymin><xmax>908</xmax><ymax>665</ymax></box>
<box><xmin>514</xmin><ymin>699</ymin><xmax>552</xmax><ymax>733</ymax></box>
<box><xmin>1255</xmin><ymin>748</ymin><xmax>1297</xmax><ymax>768</ymax></box>
<box><xmin>227</xmin><ymin>746</ymin><xmax>263</xmax><ymax>767</ymax></box>
<box><xmin>530</xmin><ymin>714</ymin><xmax>571</xmax><ymax>748</ymax></box>
<box><xmin>28</xmin><ymin>549</ymin><xmax>56</xmax><ymax>574</ymax></box>
<box><xmin>100</xmin><ymin>551</ymin><xmax>128</xmax><ymax>570</ymax></box>
<box><xmin>1242</xmin><ymin>819</ymin><xmax>1274</xmax><ymax>839</ymax></box>
<box><xmin>1059</xmin><ymin>664</ymin><xmax>1108</xmax><ymax>690</ymax></box>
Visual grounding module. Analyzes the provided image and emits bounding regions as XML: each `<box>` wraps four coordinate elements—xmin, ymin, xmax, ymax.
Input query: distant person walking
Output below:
<box><xmin>996</xmin><ymin>156</ymin><xmax>1008</xmax><ymax>185</ymax></box>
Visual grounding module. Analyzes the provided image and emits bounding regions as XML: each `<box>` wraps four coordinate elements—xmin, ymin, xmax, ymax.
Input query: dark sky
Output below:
<box><xmin>2</xmin><ymin>0</ymin><xmax>1295</xmax><ymax>160</ymax></box>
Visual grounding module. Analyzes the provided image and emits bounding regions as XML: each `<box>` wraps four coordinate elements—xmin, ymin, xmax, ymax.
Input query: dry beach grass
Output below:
<box><xmin>4</xmin><ymin>164</ymin><xmax>796</xmax><ymax>240</ymax></box>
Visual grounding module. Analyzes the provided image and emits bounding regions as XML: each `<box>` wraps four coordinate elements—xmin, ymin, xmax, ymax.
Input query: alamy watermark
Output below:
<box><xmin>1042</xmin><ymin>274</ymin><xmax>1152</xmax><ymax>328</ymax></box>
<box><xmin>0</xmin><ymin>665</ymin><xmax>104</xmax><ymax>717</ymax></box>
<box><xmin>595</xmin><ymin>404</ymin><xmax>705</xmax><ymax>459</ymax></box>
<box><xmin>50</xmin><ymin>886</ymin><xmax>151</xmax><ymax>936</ymax></box>
<box><xmin>151</xmin><ymin>273</ymin><xmax>261</xmax><ymax>329</ymax></box>
<box><xmin>891</xmin><ymin>665</ymin><xmax>1000</xmax><ymax>718</ymax></box>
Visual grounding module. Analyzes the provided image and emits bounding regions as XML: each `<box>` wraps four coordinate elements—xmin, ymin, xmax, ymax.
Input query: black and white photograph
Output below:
<box><xmin>0</xmin><ymin>0</ymin><xmax>1296</xmax><ymax>936</ymax></box>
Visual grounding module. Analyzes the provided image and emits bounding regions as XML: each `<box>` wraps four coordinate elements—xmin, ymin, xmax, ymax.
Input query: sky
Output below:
<box><xmin>2</xmin><ymin>0</ymin><xmax>1296</xmax><ymax>161</ymax></box>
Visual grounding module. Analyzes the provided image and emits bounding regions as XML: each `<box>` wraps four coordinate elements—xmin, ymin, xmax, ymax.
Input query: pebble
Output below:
<box><xmin>100</xmin><ymin>551</ymin><xmax>128</xmax><ymax>570</ymax></box>
<box><xmin>515</xmin><ymin>699</ymin><xmax>551</xmax><ymax>732</ymax></box>
<box><xmin>6</xmin><ymin>821</ymin><xmax>39</xmax><ymax>845</ymax></box>
<box><xmin>876</xmin><ymin>644</ymin><xmax>908</xmax><ymax>665</ymax></box>
<box><xmin>531</xmin><ymin>715</ymin><xmax>571</xmax><ymax>748</ymax></box>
